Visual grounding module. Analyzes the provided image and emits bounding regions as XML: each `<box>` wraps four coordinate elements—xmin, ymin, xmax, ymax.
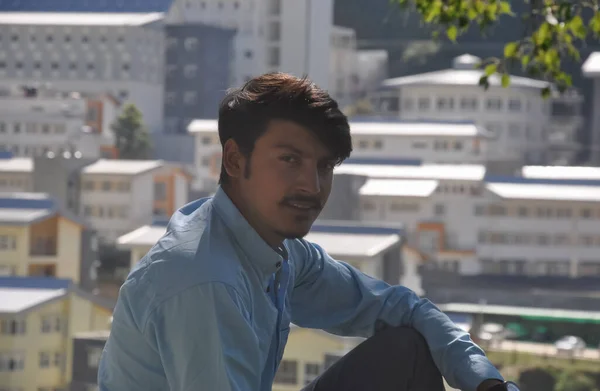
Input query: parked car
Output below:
<box><xmin>554</xmin><ymin>335</ymin><xmax>586</xmax><ymax>357</ymax></box>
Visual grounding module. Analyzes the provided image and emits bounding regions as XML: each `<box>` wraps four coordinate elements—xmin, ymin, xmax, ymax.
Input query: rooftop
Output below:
<box><xmin>522</xmin><ymin>165</ymin><xmax>600</xmax><ymax>181</ymax></box>
<box><xmin>359</xmin><ymin>179</ymin><xmax>439</xmax><ymax>197</ymax></box>
<box><xmin>335</xmin><ymin>163</ymin><xmax>486</xmax><ymax>181</ymax></box>
<box><xmin>0</xmin><ymin>157</ymin><xmax>33</xmax><ymax>173</ymax></box>
<box><xmin>0</xmin><ymin>192</ymin><xmax>87</xmax><ymax>226</ymax></box>
<box><xmin>304</xmin><ymin>232</ymin><xmax>400</xmax><ymax>258</ymax></box>
<box><xmin>82</xmin><ymin>159</ymin><xmax>164</xmax><ymax>175</ymax></box>
<box><xmin>349</xmin><ymin>121</ymin><xmax>489</xmax><ymax>137</ymax></box>
<box><xmin>0</xmin><ymin>287</ymin><xmax>67</xmax><ymax>314</ymax></box>
<box><xmin>582</xmin><ymin>52</ymin><xmax>600</xmax><ymax>77</ymax></box>
<box><xmin>74</xmin><ymin>329</ymin><xmax>111</xmax><ymax>341</ymax></box>
<box><xmin>382</xmin><ymin>55</ymin><xmax>549</xmax><ymax>90</ymax></box>
<box><xmin>0</xmin><ymin>0</ymin><xmax>173</xmax><ymax>12</ymax></box>
<box><xmin>187</xmin><ymin>119</ymin><xmax>489</xmax><ymax>138</ymax></box>
<box><xmin>0</xmin><ymin>12</ymin><xmax>165</xmax><ymax>26</ymax></box>
<box><xmin>486</xmin><ymin>182</ymin><xmax>600</xmax><ymax>202</ymax></box>
<box><xmin>118</xmin><ymin>223</ymin><xmax>402</xmax><ymax>258</ymax></box>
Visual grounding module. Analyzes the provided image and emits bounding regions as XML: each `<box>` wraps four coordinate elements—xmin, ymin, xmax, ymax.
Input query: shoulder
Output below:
<box><xmin>116</xmin><ymin>200</ymin><xmax>248</xmax><ymax>332</ymax></box>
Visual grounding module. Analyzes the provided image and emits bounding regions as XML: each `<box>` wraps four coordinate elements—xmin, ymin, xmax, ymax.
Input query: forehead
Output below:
<box><xmin>258</xmin><ymin>119</ymin><xmax>332</xmax><ymax>157</ymax></box>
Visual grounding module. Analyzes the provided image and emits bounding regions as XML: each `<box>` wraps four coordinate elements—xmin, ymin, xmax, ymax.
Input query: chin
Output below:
<box><xmin>276</xmin><ymin>225</ymin><xmax>312</xmax><ymax>240</ymax></box>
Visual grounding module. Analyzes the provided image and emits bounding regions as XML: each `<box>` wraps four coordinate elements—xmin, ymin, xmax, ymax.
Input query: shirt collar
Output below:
<box><xmin>212</xmin><ymin>186</ymin><xmax>285</xmax><ymax>280</ymax></box>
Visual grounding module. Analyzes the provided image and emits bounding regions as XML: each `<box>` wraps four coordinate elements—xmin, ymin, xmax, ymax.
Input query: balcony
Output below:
<box><xmin>29</xmin><ymin>237</ymin><xmax>57</xmax><ymax>257</ymax></box>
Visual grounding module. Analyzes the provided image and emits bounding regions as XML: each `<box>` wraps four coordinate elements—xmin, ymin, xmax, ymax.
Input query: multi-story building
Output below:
<box><xmin>0</xmin><ymin>155</ymin><xmax>192</xmax><ymax>243</ymax></box>
<box><xmin>582</xmin><ymin>51</ymin><xmax>600</xmax><ymax>164</ymax></box>
<box><xmin>80</xmin><ymin>159</ymin><xmax>191</xmax><ymax>242</ymax></box>
<box><xmin>0</xmin><ymin>85</ymin><xmax>118</xmax><ymax>159</ymax></box>
<box><xmin>329</xmin><ymin>26</ymin><xmax>359</xmax><ymax>107</ymax></box>
<box><xmin>70</xmin><ymin>330</ymin><xmax>110</xmax><ymax>391</ymax></box>
<box><xmin>187</xmin><ymin>118</ymin><xmax>492</xmax><ymax>193</ymax></box>
<box><xmin>166</xmin><ymin>0</ymin><xmax>333</xmax><ymax>90</ymax></box>
<box><xmin>355</xmin><ymin>50</ymin><xmax>389</xmax><ymax>99</ymax></box>
<box><xmin>0</xmin><ymin>192</ymin><xmax>99</xmax><ymax>291</ymax></box>
<box><xmin>163</xmin><ymin>23</ymin><xmax>235</xmax><ymax>134</ymax></box>
<box><xmin>370</xmin><ymin>54</ymin><xmax>584</xmax><ymax>168</ymax></box>
<box><xmin>0</xmin><ymin>276</ymin><xmax>113</xmax><ymax>391</ymax></box>
<box><xmin>0</xmin><ymin>12</ymin><xmax>166</xmax><ymax>133</ymax></box>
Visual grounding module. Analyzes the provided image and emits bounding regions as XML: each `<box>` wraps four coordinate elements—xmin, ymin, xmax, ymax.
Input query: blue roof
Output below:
<box><xmin>0</xmin><ymin>276</ymin><xmax>72</xmax><ymax>289</ymax></box>
<box><xmin>0</xmin><ymin>195</ymin><xmax>55</xmax><ymax>210</ymax></box>
<box><xmin>312</xmin><ymin>222</ymin><xmax>404</xmax><ymax>236</ymax></box>
<box><xmin>485</xmin><ymin>174</ymin><xmax>600</xmax><ymax>187</ymax></box>
<box><xmin>0</xmin><ymin>0</ymin><xmax>173</xmax><ymax>13</ymax></box>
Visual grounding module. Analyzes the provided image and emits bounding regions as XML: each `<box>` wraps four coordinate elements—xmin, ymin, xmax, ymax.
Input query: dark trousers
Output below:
<box><xmin>302</xmin><ymin>326</ymin><xmax>445</xmax><ymax>391</ymax></box>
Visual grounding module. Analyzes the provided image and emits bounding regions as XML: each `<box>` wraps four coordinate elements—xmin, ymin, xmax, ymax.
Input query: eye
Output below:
<box><xmin>280</xmin><ymin>155</ymin><xmax>299</xmax><ymax>164</ymax></box>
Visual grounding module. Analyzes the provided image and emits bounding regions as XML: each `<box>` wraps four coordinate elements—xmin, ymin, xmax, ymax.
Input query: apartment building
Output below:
<box><xmin>371</xmin><ymin>54</ymin><xmax>584</xmax><ymax>167</ymax></box>
<box><xmin>329</xmin><ymin>26</ymin><xmax>359</xmax><ymax>107</ymax></box>
<box><xmin>187</xmin><ymin>118</ymin><xmax>491</xmax><ymax>193</ymax></box>
<box><xmin>70</xmin><ymin>330</ymin><xmax>110</xmax><ymax>391</ymax></box>
<box><xmin>166</xmin><ymin>0</ymin><xmax>333</xmax><ymax>90</ymax></box>
<box><xmin>0</xmin><ymin>156</ymin><xmax>33</xmax><ymax>193</ymax></box>
<box><xmin>0</xmin><ymin>277</ymin><xmax>113</xmax><ymax>391</ymax></box>
<box><xmin>355</xmin><ymin>50</ymin><xmax>389</xmax><ymax>98</ymax></box>
<box><xmin>0</xmin><ymin>12</ymin><xmax>165</xmax><ymax>133</ymax></box>
<box><xmin>583</xmin><ymin>51</ymin><xmax>600</xmax><ymax>164</ymax></box>
<box><xmin>80</xmin><ymin>159</ymin><xmax>191</xmax><ymax>242</ymax></box>
<box><xmin>0</xmin><ymin>192</ymin><xmax>99</xmax><ymax>291</ymax></box>
<box><xmin>328</xmin><ymin>161</ymin><xmax>600</xmax><ymax>281</ymax></box>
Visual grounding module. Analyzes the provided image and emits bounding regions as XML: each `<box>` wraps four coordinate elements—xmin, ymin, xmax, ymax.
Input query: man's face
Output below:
<box><xmin>226</xmin><ymin>119</ymin><xmax>337</xmax><ymax>245</ymax></box>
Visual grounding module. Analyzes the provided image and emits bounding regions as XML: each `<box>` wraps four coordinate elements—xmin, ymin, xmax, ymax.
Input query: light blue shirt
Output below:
<box><xmin>98</xmin><ymin>187</ymin><xmax>503</xmax><ymax>391</ymax></box>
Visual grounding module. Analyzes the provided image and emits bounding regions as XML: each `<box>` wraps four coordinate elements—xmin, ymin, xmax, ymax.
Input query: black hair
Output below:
<box><xmin>217</xmin><ymin>73</ymin><xmax>352</xmax><ymax>184</ymax></box>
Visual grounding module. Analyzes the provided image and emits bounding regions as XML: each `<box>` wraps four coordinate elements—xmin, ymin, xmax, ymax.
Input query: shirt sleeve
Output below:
<box><xmin>99</xmin><ymin>282</ymin><xmax>261</xmax><ymax>391</ymax></box>
<box><xmin>290</xmin><ymin>241</ymin><xmax>503</xmax><ymax>391</ymax></box>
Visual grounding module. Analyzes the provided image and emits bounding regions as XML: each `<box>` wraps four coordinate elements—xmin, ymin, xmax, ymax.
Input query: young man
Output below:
<box><xmin>99</xmin><ymin>73</ymin><xmax>518</xmax><ymax>391</ymax></box>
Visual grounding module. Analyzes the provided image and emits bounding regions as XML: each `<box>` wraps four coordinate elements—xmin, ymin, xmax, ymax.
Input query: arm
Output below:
<box><xmin>290</xmin><ymin>241</ymin><xmax>503</xmax><ymax>391</ymax></box>
<box><xmin>99</xmin><ymin>282</ymin><xmax>261</xmax><ymax>391</ymax></box>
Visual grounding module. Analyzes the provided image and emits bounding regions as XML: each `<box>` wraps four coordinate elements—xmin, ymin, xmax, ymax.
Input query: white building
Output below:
<box><xmin>355</xmin><ymin>49</ymin><xmax>389</xmax><ymax>98</ymax></box>
<box><xmin>0</xmin><ymin>85</ymin><xmax>117</xmax><ymax>159</ymax></box>
<box><xmin>329</xmin><ymin>26</ymin><xmax>358</xmax><ymax>106</ymax></box>
<box><xmin>0</xmin><ymin>12</ymin><xmax>165</xmax><ymax>133</ymax></box>
<box><xmin>371</xmin><ymin>54</ymin><xmax>584</xmax><ymax>167</ymax></box>
<box><xmin>166</xmin><ymin>0</ymin><xmax>333</xmax><ymax>90</ymax></box>
<box><xmin>343</xmin><ymin>162</ymin><xmax>600</xmax><ymax>279</ymax></box>
<box><xmin>582</xmin><ymin>51</ymin><xmax>600</xmax><ymax>164</ymax></box>
<box><xmin>187</xmin><ymin>118</ymin><xmax>492</xmax><ymax>193</ymax></box>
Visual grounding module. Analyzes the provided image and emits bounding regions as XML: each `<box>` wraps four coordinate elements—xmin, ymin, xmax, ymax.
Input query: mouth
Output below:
<box><xmin>283</xmin><ymin>201</ymin><xmax>321</xmax><ymax>212</ymax></box>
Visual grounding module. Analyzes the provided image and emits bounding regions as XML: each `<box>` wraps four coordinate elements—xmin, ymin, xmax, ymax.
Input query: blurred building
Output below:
<box><xmin>582</xmin><ymin>51</ymin><xmax>600</xmax><ymax>164</ymax></box>
<box><xmin>0</xmin><ymin>277</ymin><xmax>113</xmax><ymax>391</ymax></box>
<box><xmin>370</xmin><ymin>54</ymin><xmax>584</xmax><ymax>169</ymax></box>
<box><xmin>0</xmin><ymin>12</ymin><xmax>166</xmax><ymax>133</ymax></box>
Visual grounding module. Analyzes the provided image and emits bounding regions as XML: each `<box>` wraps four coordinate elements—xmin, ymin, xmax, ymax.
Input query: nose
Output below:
<box><xmin>296</xmin><ymin>165</ymin><xmax>321</xmax><ymax>195</ymax></box>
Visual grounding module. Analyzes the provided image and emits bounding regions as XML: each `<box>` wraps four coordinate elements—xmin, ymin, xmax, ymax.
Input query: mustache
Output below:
<box><xmin>280</xmin><ymin>195</ymin><xmax>323</xmax><ymax>209</ymax></box>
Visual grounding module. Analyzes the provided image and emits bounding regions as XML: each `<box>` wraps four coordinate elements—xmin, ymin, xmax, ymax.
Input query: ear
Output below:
<box><xmin>222</xmin><ymin>139</ymin><xmax>245</xmax><ymax>179</ymax></box>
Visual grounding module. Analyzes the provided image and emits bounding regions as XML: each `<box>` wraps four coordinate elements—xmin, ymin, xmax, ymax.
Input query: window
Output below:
<box><xmin>41</xmin><ymin>124</ymin><xmax>50</xmax><ymax>134</ymax></box>
<box><xmin>518</xmin><ymin>207</ymin><xmax>528</xmax><ymax>217</ymax></box>
<box><xmin>39</xmin><ymin>352</ymin><xmax>50</xmax><ymax>368</ymax></box>
<box><xmin>267</xmin><ymin>46</ymin><xmax>280</xmax><ymax>67</ymax></box>
<box><xmin>434</xmin><ymin>140</ymin><xmax>448</xmax><ymax>150</ymax></box>
<box><xmin>357</xmin><ymin>140</ymin><xmax>369</xmax><ymax>149</ymax></box>
<box><xmin>486</xmin><ymin>97</ymin><xmax>502</xmax><ymax>111</ymax></box>
<box><xmin>268</xmin><ymin>22</ymin><xmax>281</xmax><ymax>41</ymax></box>
<box><xmin>437</xmin><ymin>97</ymin><xmax>454</xmax><ymax>110</ymax></box>
<box><xmin>402</xmin><ymin>98</ymin><xmax>414</xmax><ymax>111</ymax></box>
<box><xmin>508</xmin><ymin>98</ymin><xmax>522</xmax><ymax>111</ymax></box>
<box><xmin>101</xmin><ymin>181</ymin><xmax>111</xmax><ymax>191</ymax></box>
<box><xmin>304</xmin><ymin>363</ymin><xmax>320</xmax><ymax>385</ymax></box>
<box><xmin>184</xmin><ymin>91</ymin><xmax>197</xmax><ymax>105</ymax></box>
<box><xmin>0</xmin><ymin>319</ymin><xmax>26</xmax><ymax>335</ymax></box>
<box><xmin>460</xmin><ymin>97</ymin><xmax>478</xmax><ymax>110</ymax></box>
<box><xmin>122</xmin><ymin>63</ymin><xmax>130</xmax><ymax>72</ymax></box>
<box><xmin>274</xmin><ymin>360</ymin><xmax>297</xmax><ymax>384</ymax></box>
<box><xmin>184</xmin><ymin>37</ymin><xmax>198</xmax><ymax>51</ymax></box>
<box><xmin>184</xmin><ymin>64</ymin><xmax>197</xmax><ymax>78</ymax></box>
<box><xmin>0</xmin><ymin>351</ymin><xmax>25</xmax><ymax>372</ymax></box>
<box><xmin>116</xmin><ymin>182</ymin><xmax>130</xmax><ymax>192</ymax></box>
<box><xmin>41</xmin><ymin>315</ymin><xmax>62</xmax><ymax>333</ymax></box>
<box><xmin>581</xmin><ymin>208</ymin><xmax>592</xmax><ymax>219</ymax></box>
<box><xmin>485</xmin><ymin>122</ymin><xmax>502</xmax><ymax>137</ymax></box>
<box><xmin>154</xmin><ymin>182</ymin><xmax>167</xmax><ymax>201</ymax></box>
<box><xmin>268</xmin><ymin>0</ymin><xmax>281</xmax><ymax>15</ymax></box>
<box><xmin>13</xmin><ymin>123</ymin><xmax>21</xmax><ymax>133</ymax></box>
<box><xmin>417</xmin><ymin>97</ymin><xmax>430</xmax><ymax>111</ymax></box>
<box><xmin>453</xmin><ymin>141</ymin><xmax>463</xmax><ymax>150</ymax></box>
<box><xmin>434</xmin><ymin>204</ymin><xmax>445</xmax><ymax>216</ymax></box>
<box><xmin>87</xmin><ymin>347</ymin><xmax>103</xmax><ymax>368</ymax></box>
<box><xmin>390</xmin><ymin>203</ymin><xmax>419</xmax><ymax>212</ymax></box>
<box><xmin>0</xmin><ymin>235</ymin><xmax>16</xmax><ymax>250</ymax></box>
<box><xmin>201</xmin><ymin>136</ymin><xmax>212</xmax><ymax>145</ymax></box>
<box><xmin>411</xmin><ymin>141</ymin><xmax>427</xmax><ymax>149</ymax></box>
<box><xmin>362</xmin><ymin>201</ymin><xmax>376</xmax><ymax>211</ymax></box>
<box><xmin>373</xmin><ymin>140</ymin><xmax>383</xmax><ymax>149</ymax></box>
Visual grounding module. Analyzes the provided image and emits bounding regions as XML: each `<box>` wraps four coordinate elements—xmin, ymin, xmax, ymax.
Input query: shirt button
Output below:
<box><xmin>275</xmin><ymin>261</ymin><xmax>282</xmax><ymax>268</ymax></box>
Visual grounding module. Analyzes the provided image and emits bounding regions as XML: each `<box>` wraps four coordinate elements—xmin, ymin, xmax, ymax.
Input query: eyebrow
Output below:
<box><xmin>274</xmin><ymin>143</ymin><xmax>336</xmax><ymax>163</ymax></box>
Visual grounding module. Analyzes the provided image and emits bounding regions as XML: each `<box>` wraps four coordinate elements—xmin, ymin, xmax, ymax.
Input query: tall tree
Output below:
<box><xmin>111</xmin><ymin>103</ymin><xmax>151</xmax><ymax>159</ymax></box>
<box><xmin>392</xmin><ymin>0</ymin><xmax>600</xmax><ymax>96</ymax></box>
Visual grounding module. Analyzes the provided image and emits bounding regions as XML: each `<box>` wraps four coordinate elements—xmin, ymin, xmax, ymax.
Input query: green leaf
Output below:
<box><xmin>484</xmin><ymin>64</ymin><xmax>497</xmax><ymax>76</ymax></box>
<box><xmin>478</xmin><ymin>75</ymin><xmax>490</xmax><ymax>90</ymax></box>
<box><xmin>446</xmin><ymin>25</ymin><xmax>458</xmax><ymax>41</ymax></box>
<box><xmin>568</xmin><ymin>15</ymin><xmax>587</xmax><ymax>39</ymax></box>
<box><xmin>501</xmin><ymin>73</ymin><xmax>510</xmax><ymax>88</ymax></box>
<box><xmin>499</xmin><ymin>1</ymin><xmax>512</xmax><ymax>15</ymax></box>
<box><xmin>541</xmin><ymin>87</ymin><xmax>552</xmax><ymax>99</ymax></box>
<box><xmin>521</xmin><ymin>55</ymin><xmax>531</xmax><ymax>67</ymax></box>
<box><xmin>591</xmin><ymin>12</ymin><xmax>600</xmax><ymax>37</ymax></box>
<box><xmin>504</xmin><ymin>42</ymin><xmax>519</xmax><ymax>58</ymax></box>
<box><xmin>535</xmin><ymin>23</ymin><xmax>551</xmax><ymax>45</ymax></box>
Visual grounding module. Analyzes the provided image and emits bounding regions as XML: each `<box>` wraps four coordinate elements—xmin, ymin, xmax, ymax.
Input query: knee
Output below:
<box><xmin>369</xmin><ymin>325</ymin><xmax>430</xmax><ymax>357</ymax></box>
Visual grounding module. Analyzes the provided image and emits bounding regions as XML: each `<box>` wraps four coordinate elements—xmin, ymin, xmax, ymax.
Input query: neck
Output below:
<box><xmin>221</xmin><ymin>184</ymin><xmax>284</xmax><ymax>248</ymax></box>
